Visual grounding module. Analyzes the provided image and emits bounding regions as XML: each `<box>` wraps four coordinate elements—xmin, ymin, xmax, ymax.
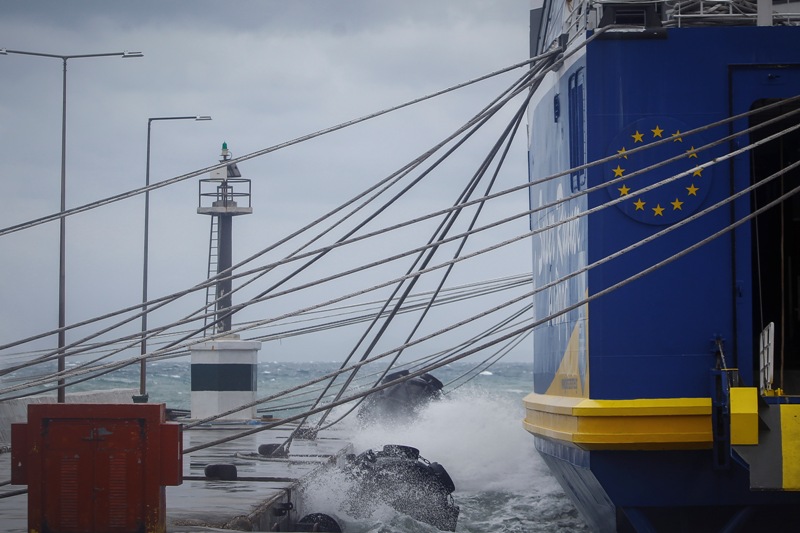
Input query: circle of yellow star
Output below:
<box><xmin>618</xmin><ymin>184</ymin><xmax>630</xmax><ymax>196</ymax></box>
<box><xmin>613</xmin><ymin>165</ymin><xmax>625</xmax><ymax>178</ymax></box>
<box><xmin>693</xmin><ymin>166</ymin><xmax>703</xmax><ymax>177</ymax></box>
<box><xmin>671</xmin><ymin>198</ymin><xmax>684</xmax><ymax>210</ymax></box>
<box><xmin>686</xmin><ymin>146</ymin><xmax>698</xmax><ymax>158</ymax></box>
<box><xmin>617</xmin><ymin>147</ymin><xmax>628</xmax><ymax>159</ymax></box>
<box><xmin>652</xmin><ymin>125</ymin><xmax>664</xmax><ymax>138</ymax></box>
<box><xmin>672</xmin><ymin>131</ymin><xmax>683</xmax><ymax>142</ymax></box>
<box><xmin>652</xmin><ymin>204</ymin><xmax>665</xmax><ymax>216</ymax></box>
<box><xmin>686</xmin><ymin>184</ymin><xmax>699</xmax><ymax>196</ymax></box>
<box><xmin>634</xmin><ymin>198</ymin><xmax>646</xmax><ymax>211</ymax></box>
<box><xmin>632</xmin><ymin>131</ymin><xmax>644</xmax><ymax>143</ymax></box>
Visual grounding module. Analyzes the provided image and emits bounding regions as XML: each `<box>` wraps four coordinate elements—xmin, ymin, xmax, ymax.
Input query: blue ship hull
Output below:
<box><xmin>525</xmin><ymin>9</ymin><xmax>800</xmax><ymax>531</ymax></box>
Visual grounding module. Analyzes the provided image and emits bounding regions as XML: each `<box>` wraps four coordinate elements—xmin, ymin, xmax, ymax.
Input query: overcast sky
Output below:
<box><xmin>0</xmin><ymin>1</ymin><xmax>535</xmax><ymax>367</ymax></box>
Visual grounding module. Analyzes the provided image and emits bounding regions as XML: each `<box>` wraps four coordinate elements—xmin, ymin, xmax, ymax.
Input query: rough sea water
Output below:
<box><xmin>63</xmin><ymin>360</ymin><xmax>588</xmax><ymax>532</ymax></box>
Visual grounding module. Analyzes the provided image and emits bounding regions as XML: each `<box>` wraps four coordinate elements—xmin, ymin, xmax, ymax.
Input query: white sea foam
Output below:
<box><xmin>340</xmin><ymin>387</ymin><xmax>556</xmax><ymax>494</ymax></box>
<box><xmin>301</xmin><ymin>386</ymin><xmax>582</xmax><ymax>532</ymax></box>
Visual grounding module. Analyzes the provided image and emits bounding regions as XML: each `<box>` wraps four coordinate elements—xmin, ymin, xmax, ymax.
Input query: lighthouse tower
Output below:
<box><xmin>190</xmin><ymin>142</ymin><xmax>261</xmax><ymax>420</ymax></box>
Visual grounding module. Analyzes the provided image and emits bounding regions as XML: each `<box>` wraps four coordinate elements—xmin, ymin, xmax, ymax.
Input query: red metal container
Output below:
<box><xmin>11</xmin><ymin>403</ymin><xmax>182</xmax><ymax>533</ymax></box>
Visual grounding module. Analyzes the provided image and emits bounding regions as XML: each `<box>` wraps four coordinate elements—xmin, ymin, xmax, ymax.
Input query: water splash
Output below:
<box><xmin>302</xmin><ymin>385</ymin><xmax>587</xmax><ymax>532</ymax></box>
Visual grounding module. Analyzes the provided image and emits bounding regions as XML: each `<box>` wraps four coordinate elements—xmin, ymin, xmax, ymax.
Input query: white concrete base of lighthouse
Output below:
<box><xmin>190</xmin><ymin>335</ymin><xmax>261</xmax><ymax>421</ymax></box>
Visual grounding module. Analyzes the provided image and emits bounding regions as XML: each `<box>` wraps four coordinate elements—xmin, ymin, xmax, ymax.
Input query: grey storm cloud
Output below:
<box><xmin>0</xmin><ymin>1</ymin><xmax>532</xmax><ymax>362</ymax></box>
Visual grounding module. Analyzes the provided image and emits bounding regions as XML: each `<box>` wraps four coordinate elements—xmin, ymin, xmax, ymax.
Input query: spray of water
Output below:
<box><xmin>347</xmin><ymin>386</ymin><xmax>553</xmax><ymax>492</ymax></box>
<box><xmin>300</xmin><ymin>385</ymin><xmax>586</xmax><ymax>532</ymax></box>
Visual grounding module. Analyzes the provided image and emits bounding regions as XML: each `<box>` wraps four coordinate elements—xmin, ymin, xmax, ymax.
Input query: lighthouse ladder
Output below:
<box><xmin>204</xmin><ymin>215</ymin><xmax>220</xmax><ymax>335</ymax></box>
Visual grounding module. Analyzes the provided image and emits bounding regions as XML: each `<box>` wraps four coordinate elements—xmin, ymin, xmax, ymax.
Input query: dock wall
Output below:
<box><xmin>0</xmin><ymin>388</ymin><xmax>136</xmax><ymax>446</ymax></box>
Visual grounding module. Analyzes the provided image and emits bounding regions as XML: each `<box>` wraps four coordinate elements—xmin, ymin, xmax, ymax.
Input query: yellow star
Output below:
<box><xmin>634</xmin><ymin>198</ymin><xmax>646</xmax><ymax>211</ymax></box>
<box><xmin>652</xmin><ymin>204</ymin><xmax>665</xmax><ymax>216</ymax></box>
<box><xmin>652</xmin><ymin>125</ymin><xmax>664</xmax><ymax>138</ymax></box>
<box><xmin>672</xmin><ymin>131</ymin><xmax>683</xmax><ymax>142</ymax></box>
<box><xmin>671</xmin><ymin>198</ymin><xmax>684</xmax><ymax>210</ymax></box>
<box><xmin>686</xmin><ymin>146</ymin><xmax>698</xmax><ymax>158</ymax></box>
<box><xmin>693</xmin><ymin>166</ymin><xmax>703</xmax><ymax>177</ymax></box>
<box><xmin>686</xmin><ymin>184</ymin><xmax>699</xmax><ymax>196</ymax></box>
<box><xmin>617</xmin><ymin>147</ymin><xmax>628</xmax><ymax>159</ymax></box>
<box><xmin>632</xmin><ymin>131</ymin><xmax>644</xmax><ymax>143</ymax></box>
<box><xmin>613</xmin><ymin>165</ymin><xmax>625</xmax><ymax>177</ymax></box>
<box><xmin>618</xmin><ymin>184</ymin><xmax>630</xmax><ymax>196</ymax></box>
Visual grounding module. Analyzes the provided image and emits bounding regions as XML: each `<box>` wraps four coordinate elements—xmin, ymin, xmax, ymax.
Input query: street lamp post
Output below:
<box><xmin>136</xmin><ymin>115</ymin><xmax>212</xmax><ymax>402</ymax></box>
<box><xmin>1</xmin><ymin>48</ymin><xmax>143</xmax><ymax>402</ymax></box>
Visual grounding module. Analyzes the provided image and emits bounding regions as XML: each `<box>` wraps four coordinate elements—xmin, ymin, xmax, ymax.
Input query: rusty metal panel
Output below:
<box><xmin>95</xmin><ymin>419</ymin><xmax>146</xmax><ymax>531</ymax></box>
<box><xmin>39</xmin><ymin>418</ymin><xmax>146</xmax><ymax>532</ymax></box>
<box><xmin>42</xmin><ymin>420</ymin><xmax>96</xmax><ymax>532</ymax></box>
<box><xmin>16</xmin><ymin>403</ymin><xmax>179</xmax><ymax>533</ymax></box>
<box><xmin>10</xmin><ymin>423</ymin><xmax>27</xmax><ymax>484</ymax></box>
<box><xmin>159</xmin><ymin>422</ymin><xmax>183</xmax><ymax>486</ymax></box>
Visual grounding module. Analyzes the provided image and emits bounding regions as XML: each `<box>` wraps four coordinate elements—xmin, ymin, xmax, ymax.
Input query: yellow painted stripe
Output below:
<box><xmin>523</xmin><ymin>393</ymin><xmax>586</xmax><ymax>415</ymax></box>
<box><xmin>523</xmin><ymin>389</ymin><xmax>759</xmax><ymax>451</ymax></box>
<box><xmin>730</xmin><ymin>387</ymin><xmax>758</xmax><ymax>445</ymax></box>
<box><xmin>524</xmin><ymin>392</ymin><xmax>711</xmax><ymax>416</ymax></box>
<box><xmin>523</xmin><ymin>411</ymin><xmax>709</xmax><ymax>446</ymax></box>
<box><xmin>573</xmin><ymin>398</ymin><xmax>711</xmax><ymax>417</ymax></box>
<box><xmin>781</xmin><ymin>404</ymin><xmax>800</xmax><ymax>489</ymax></box>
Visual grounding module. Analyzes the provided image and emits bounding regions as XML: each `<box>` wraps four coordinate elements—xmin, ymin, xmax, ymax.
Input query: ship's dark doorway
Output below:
<box><xmin>750</xmin><ymin>99</ymin><xmax>800</xmax><ymax>393</ymax></box>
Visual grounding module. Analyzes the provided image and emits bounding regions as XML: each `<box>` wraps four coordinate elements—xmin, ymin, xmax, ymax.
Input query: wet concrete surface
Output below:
<box><xmin>0</xmin><ymin>422</ymin><xmax>352</xmax><ymax>532</ymax></box>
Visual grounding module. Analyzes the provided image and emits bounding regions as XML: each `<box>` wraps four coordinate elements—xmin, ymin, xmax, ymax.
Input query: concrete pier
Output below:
<box><xmin>0</xmin><ymin>388</ymin><xmax>137</xmax><ymax>445</ymax></box>
<box><xmin>0</xmin><ymin>421</ymin><xmax>353</xmax><ymax>532</ymax></box>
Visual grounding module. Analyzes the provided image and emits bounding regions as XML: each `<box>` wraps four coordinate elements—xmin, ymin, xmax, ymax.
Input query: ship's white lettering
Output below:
<box><xmin>548</xmin><ymin>282</ymin><xmax>569</xmax><ymax>323</ymax></box>
<box><xmin>533</xmin><ymin>183</ymin><xmax>584</xmax><ymax>283</ymax></box>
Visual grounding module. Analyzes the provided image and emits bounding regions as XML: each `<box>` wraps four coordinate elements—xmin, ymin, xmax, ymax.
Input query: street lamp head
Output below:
<box><xmin>195</xmin><ymin>116</ymin><xmax>212</xmax><ymax>121</ymax></box>
<box><xmin>122</xmin><ymin>51</ymin><xmax>144</xmax><ymax>58</ymax></box>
